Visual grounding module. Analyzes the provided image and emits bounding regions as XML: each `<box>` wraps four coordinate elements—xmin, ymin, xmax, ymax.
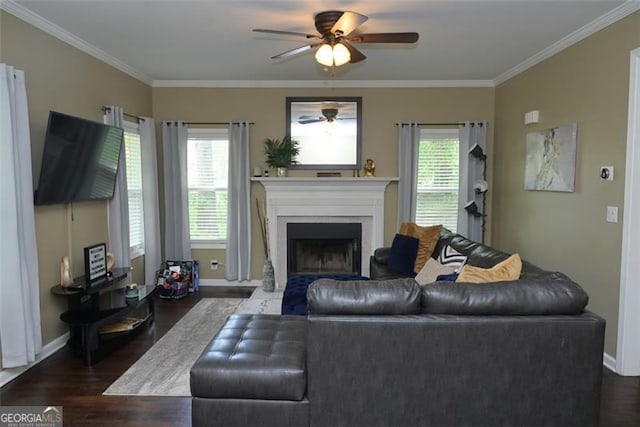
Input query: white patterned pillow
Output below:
<box><xmin>415</xmin><ymin>258</ymin><xmax>455</xmax><ymax>285</ymax></box>
<box><xmin>437</xmin><ymin>245</ymin><xmax>468</xmax><ymax>273</ymax></box>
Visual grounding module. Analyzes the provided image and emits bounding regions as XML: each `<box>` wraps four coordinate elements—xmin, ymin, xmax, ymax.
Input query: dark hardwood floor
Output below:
<box><xmin>1</xmin><ymin>286</ymin><xmax>638</xmax><ymax>426</ymax></box>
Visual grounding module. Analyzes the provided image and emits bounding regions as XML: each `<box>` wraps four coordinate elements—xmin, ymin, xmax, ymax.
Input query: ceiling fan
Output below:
<box><xmin>253</xmin><ymin>10</ymin><xmax>419</xmax><ymax>67</ymax></box>
<box><xmin>298</xmin><ymin>103</ymin><xmax>354</xmax><ymax>124</ymax></box>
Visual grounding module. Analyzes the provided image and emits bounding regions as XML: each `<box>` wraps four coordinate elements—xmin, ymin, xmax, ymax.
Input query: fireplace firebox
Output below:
<box><xmin>287</xmin><ymin>223</ymin><xmax>362</xmax><ymax>277</ymax></box>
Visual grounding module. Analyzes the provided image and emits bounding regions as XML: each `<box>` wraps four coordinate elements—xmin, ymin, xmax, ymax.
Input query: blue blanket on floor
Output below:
<box><xmin>281</xmin><ymin>274</ymin><xmax>369</xmax><ymax>316</ymax></box>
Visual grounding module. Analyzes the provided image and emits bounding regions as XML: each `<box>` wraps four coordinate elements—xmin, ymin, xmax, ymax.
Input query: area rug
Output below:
<box><xmin>103</xmin><ymin>288</ymin><xmax>283</xmax><ymax>396</ymax></box>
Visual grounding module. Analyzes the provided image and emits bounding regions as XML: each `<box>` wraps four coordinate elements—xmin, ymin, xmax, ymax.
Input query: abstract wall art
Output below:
<box><xmin>524</xmin><ymin>123</ymin><xmax>577</xmax><ymax>192</ymax></box>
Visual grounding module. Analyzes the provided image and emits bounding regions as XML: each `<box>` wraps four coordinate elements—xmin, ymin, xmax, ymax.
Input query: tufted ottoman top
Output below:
<box><xmin>190</xmin><ymin>314</ymin><xmax>308</xmax><ymax>401</ymax></box>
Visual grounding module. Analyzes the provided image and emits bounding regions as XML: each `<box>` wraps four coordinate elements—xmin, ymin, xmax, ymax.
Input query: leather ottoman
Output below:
<box><xmin>190</xmin><ymin>314</ymin><xmax>309</xmax><ymax>427</ymax></box>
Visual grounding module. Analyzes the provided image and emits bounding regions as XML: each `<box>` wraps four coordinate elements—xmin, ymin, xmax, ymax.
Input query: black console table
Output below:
<box><xmin>51</xmin><ymin>268</ymin><xmax>156</xmax><ymax>365</ymax></box>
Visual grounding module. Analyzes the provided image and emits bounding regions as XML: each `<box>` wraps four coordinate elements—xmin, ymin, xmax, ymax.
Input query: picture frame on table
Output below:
<box><xmin>84</xmin><ymin>243</ymin><xmax>107</xmax><ymax>285</ymax></box>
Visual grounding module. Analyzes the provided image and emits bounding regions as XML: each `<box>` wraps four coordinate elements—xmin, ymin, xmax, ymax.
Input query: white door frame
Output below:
<box><xmin>616</xmin><ymin>47</ymin><xmax>640</xmax><ymax>376</ymax></box>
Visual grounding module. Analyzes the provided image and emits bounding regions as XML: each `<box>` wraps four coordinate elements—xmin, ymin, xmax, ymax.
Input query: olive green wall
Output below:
<box><xmin>0</xmin><ymin>11</ymin><xmax>152</xmax><ymax>358</ymax></box>
<box><xmin>493</xmin><ymin>12</ymin><xmax>640</xmax><ymax>357</ymax></box>
<box><xmin>152</xmin><ymin>87</ymin><xmax>495</xmax><ymax>280</ymax></box>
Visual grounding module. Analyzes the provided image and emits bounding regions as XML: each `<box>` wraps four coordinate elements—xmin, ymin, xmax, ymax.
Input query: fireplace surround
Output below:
<box><xmin>253</xmin><ymin>177</ymin><xmax>397</xmax><ymax>288</ymax></box>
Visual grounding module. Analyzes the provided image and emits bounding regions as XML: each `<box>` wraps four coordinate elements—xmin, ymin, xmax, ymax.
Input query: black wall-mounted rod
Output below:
<box><xmin>395</xmin><ymin>122</ymin><xmax>485</xmax><ymax>127</ymax></box>
<box><xmin>185</xmin><ymin>121</ymin><xmax>255</xmax><ymax>125</ymax></box>
<box><xmin>101</xmin><ymin>106</ymin><xmax>144</xmax><ymax>122</ymax></box>
<box><xmin>396</xmin><ymin>122</ymin><xmax>458</xmax><ymax>127</ymax></box>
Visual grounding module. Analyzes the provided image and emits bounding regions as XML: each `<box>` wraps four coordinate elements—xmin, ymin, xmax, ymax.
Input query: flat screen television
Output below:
<box><xmin>34</xmin><ymin>111</ymin><xmax>124</xmax><ymax>205</ymax></box>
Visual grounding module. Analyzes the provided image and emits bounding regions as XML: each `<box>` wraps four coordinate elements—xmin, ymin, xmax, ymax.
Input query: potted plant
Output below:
<box><xmin>264</xmin><ymin>136</ymin><xmax>300</xmax><ymax>177</ymax></box>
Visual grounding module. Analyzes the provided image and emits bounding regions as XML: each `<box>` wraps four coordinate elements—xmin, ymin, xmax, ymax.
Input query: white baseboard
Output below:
<box><xmin>199</xmin><ymin>279</ymin><xmax>285</xmax><ymax>291</ymax></box>
<box><xmin>199</xmin><ymin>279</ymin><xmax>262</xmax><ymax>287</ymax></box>
<box><xmin>603</xmin><ymin>352</ymin><xmax>617</xmax><ymax>373</ymax></box>
<box><xmin>0</xmin><ymin>332</ymin><xmax>69</xmax><ymax>388</ymax></box>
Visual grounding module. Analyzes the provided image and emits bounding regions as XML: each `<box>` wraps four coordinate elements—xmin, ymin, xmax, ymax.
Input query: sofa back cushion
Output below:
<box><xmin>434</xmin><ymin>228</ymin><xmax>544</xmax><ymax>278</ymax></box>
<box><xmin>432</xmin><ymin>227</ymin><xmax>456</xmax><ymax>258</ymax></box>
<box><xmin>421</xmin><ymin>272</ymin><xmax>589</xmax><ymax>315</ymax></box>
<box><xmin>466</xmin><ymin>243</ymin><xmax>512</xmax><ymax>268</ymax></box>
<box><xmin>308</xmin><ymin>278</ymin><xmax>422</xmax><ymax>315</ymax></box>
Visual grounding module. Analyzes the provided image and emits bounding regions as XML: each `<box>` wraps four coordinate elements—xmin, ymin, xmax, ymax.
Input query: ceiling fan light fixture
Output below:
<box><xmin>333</xmin><ymin>42</ymin><xmax>351</xmax><ymax>66</ymax></box>
<box><xmin>315</xmin><ymin>42</ymin><xmax>351</xmax><ymax>67</ymax></box>
<box><xmin>315</xmin><ymin>44</ymin><xmax>334</xmax><ymax>66</ymax></box>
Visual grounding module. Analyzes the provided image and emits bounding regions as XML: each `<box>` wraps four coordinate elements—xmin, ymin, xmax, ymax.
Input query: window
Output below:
<box><xmin>416</xmin><ymin>129</ymin><xmax>460</xmax><ymax>231</ymax></box>
<box><xmin>123</xmin><ymin>121</ymin><xmax>144</xmax><ymax>258</ymax></box>
<box><xmin>187</xmin><ymin>128</ymin><xmax>229</xmax><ymax>247</ymax></box>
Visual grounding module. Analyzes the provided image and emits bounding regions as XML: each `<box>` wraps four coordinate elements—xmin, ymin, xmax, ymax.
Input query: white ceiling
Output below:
<box><xmin>6</xmin><ymin>1</ymin><xmax>638</xmax><ymax>86</ymax></box>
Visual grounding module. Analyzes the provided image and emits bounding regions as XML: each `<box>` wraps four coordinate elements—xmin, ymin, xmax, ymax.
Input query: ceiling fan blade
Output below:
<box><xmin>253</xmin><ymin>29</ymin><xmax>320</xmax><ymax>39</ymax></box>
<box><xmin>348</xmin><ymin>32</ymin><xmax>419</xmax><ymax>43</ymax></box>
<box><xmin>299</xmin><ymin>117</ymin><xmax>326</xmax><ymax>124</ymax></box>
<box><xmin>330</xmin><ymin>11</ymin><xmax>368</xmax><ymax>37</ymax></box>
<box><xmin>341</xmin><ymin>40</ymin><xmax>366</xmax><ymax>63</ymax></box>
<box><xmin>271</xmin><ymin>43</ymin><xmax>321</xmax><ymax>60</ymax></box>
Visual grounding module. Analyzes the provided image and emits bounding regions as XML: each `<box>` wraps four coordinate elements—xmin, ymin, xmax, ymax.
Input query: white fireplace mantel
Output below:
<box><xmin>252</xmin><ymin>177</ymin><xmax>398</xmax><ymax>288</ymax></box>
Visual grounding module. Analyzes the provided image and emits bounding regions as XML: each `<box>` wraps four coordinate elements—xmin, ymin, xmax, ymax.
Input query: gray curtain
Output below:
<box><xmin>139</xmin><ymin>117</ymin><xmax>162</xmax><ymax>284</ymax></box>
<box><xmin>397</xmin><ymin>122</ymin><xmax>421</xmax><ymax>225</ymax></box>
<box><xmin>457</xmin><ymin>121</ymin><xmax>487</xmax><ymax>242</ymax></box>
<box><xmin>162</xmin><ymin>121</ymin><xmax>191</xmax><ymax>260</ymax></box>
<box><xmin>226</xmin><ymin>122</ymin><xmax>251</xmax><ymax>281</ymax></box>
<box><xmin>104</xmin><ymin>106</ymin><xmax>131</xmax><ymax>276</ymax></box>
<box><xmin>0</xmin><ymin>64</ymin><xmax>41</xmax><ymax>367</ymax></box>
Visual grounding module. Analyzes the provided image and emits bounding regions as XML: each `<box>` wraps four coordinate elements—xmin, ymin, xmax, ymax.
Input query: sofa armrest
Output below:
<box><xmin>422</xmin><ymin>272</ymin><xmax>589</xmax><ymax>315</ymax></box>
<box><xmin>373</xmin><ymin>247</ymin><xmax>392</xmax><ymax>264</ymax></box>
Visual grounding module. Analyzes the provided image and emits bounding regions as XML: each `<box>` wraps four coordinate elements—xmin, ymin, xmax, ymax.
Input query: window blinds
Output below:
<box><xmin>124</xmin><ymin>129</ymin><xmax>144</xmax><ymax>252</ymax></box>
<box><xmin>187</xmin><ymin>129</ymin><xmax>229</xmax><ymax>242</ymax></box>
<box><xmin>416</xmin><ymin>133</ymin><xmax>459</xmax><ymax>231</ymax></box>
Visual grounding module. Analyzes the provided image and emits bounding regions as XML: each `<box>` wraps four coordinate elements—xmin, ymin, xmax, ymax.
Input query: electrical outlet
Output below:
<box><xmin>210</xmin><ymin>259</ymin><xmax>219</xmax><ymax>270</ymax></box>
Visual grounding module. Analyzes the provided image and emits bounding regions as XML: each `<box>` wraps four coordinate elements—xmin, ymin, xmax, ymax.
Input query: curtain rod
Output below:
<box><xmin>101</xmin><ymin>106</ymin><xmax>143</xmax><ymax>122</ymax></box>
<box><xmin>396</xmin><ymin>122</ymin><xmax>458</xmax><ymax>126</ymax></box>
<box><xmin>101</xmin><ymin>107</ymin><xmax>255</xmax><ymax>126</ymax></box>
<box><xmin>395</xmin><ymin>122</ymin><xmax>484</xmax><ymax>127</ymax></box>
<box><xmin>185</xmin><ymin>121</ymin><xmax>255</xmax><ymax>125</ymax></box>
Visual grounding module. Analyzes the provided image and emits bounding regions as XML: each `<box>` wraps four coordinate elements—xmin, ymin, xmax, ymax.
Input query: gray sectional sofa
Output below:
<box><xmin>191</xmin><ymin>230</ymin><xmax>605</xmax><ymax>427</ymax></box>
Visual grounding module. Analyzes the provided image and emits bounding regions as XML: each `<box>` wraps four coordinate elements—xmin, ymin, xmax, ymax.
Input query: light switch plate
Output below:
<box><xmin>607</xmin><ymin>206</ymin><xmax>618</xmax><ymax>223</ymax></box>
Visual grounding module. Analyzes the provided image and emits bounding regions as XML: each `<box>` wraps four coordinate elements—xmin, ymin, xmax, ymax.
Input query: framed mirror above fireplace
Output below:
<box><xmin>286</xmin><ymin>96</ymin><xmax>362</xmax><ymax>170</ymax></box>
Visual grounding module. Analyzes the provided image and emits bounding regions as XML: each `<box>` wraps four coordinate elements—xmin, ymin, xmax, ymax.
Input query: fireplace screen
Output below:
<box><xmin>287</xmin><ymin>223</ymin><xmax>362</xmax><ymax>277</ymax></box>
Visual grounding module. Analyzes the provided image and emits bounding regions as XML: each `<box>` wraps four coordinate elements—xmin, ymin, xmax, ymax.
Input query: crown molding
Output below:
<box><xmin>494</xmin><ymin>0</ymin><xmax>640</xmax><ymax>86</ymax></box>
<box><xmin>152</xmin><ymin>79</ymin><xmax>495</xmax><ymax>88</ymax></box>
<box><xmin>0</xmin><ymin>0</ymin><xmax>153</xmax><ymax>85</ymax></box>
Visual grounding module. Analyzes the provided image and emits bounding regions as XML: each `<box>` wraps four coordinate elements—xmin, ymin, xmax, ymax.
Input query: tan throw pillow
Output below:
<box><xmin>456</xmin><ymin>253</ymin><xmax>522</xmax><ymax>284</ymax></box>
<box><xmin>415</xmin><ymin>258</ymin><xmax>455</xmax><ymax>285</ymax></box>
<box><xmin>398</xmin><ymin>222</ymin><xmax>442</xmax><ymax>273</ymax></box>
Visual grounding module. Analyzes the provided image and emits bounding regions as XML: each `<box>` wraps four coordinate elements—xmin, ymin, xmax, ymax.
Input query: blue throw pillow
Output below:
<box><xmin>388</xmin><ymin>233</ymin><xmax>419</xmax><ymax>276</ymax></box>
<box><xmin>435</xmin><ymin>273</ymin><xmax>459</xmax><ymax>282</ymax></box>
